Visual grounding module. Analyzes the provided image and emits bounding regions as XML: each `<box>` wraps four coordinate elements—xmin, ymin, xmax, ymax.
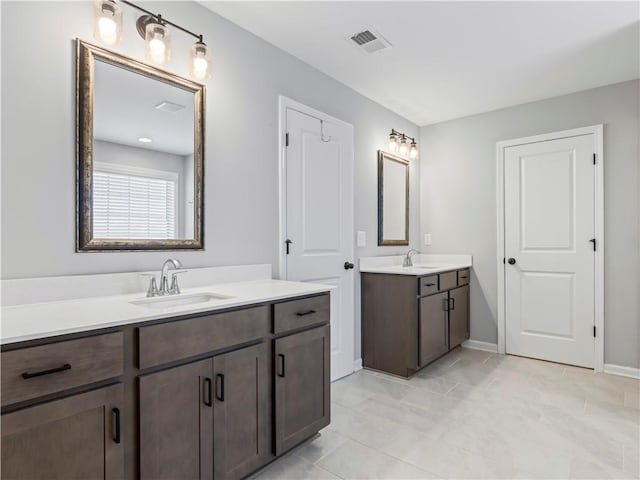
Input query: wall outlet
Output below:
<box><xmin>424</xmin><ymin>233</ymin><xmax>432</xmax><ymax>246</ymax></box>
<box><xmin>357</xmin><ymin>231</ymin><xmax>366</xmax><ymax>247</ymax></box>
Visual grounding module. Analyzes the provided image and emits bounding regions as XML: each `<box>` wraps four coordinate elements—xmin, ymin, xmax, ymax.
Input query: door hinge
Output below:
<box><xmin>589</xmin><ymin>238</ymin><xmax>597</xmax><ymax>252</ymax></box>
<box><xmin>285</xmin><ymin>132</ymin><xmax>289</xmax><ymax>147</ymax></box>
<box><xmin>593</xmin><ymin>326</ymin><xmax>596</xmax><ymax>337</ymax></box>
<box><xmin>593</xmin><ymin>153</ymin><xmax>596</xmax><ymax>165</ymax></box>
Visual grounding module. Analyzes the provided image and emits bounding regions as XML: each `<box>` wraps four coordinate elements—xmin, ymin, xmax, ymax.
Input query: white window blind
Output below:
<box><xmin>93</xmin><ymin>163</ymin><xmax>178</xmax><ymax>239</ymax></box>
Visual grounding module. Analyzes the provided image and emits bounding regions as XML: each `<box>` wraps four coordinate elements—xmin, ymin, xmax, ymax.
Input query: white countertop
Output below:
<box><xmin>1</xmin><ymin>279</ymin><xmax>332</xmax><ymax>345</ymax></box>
<box><xmin>359</xmin><ymin>254</ymin><xmax>472</xmax><ymax>276</ymax></box>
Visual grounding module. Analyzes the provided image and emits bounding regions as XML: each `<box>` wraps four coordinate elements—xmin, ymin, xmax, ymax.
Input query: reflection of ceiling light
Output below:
<box><xmin>138</xmin><ymin>137</ymin><xmax>153</xmax><ymax>143</ymax></box>
<box><xmin>155</xmin><ymin>101</ymin><xmax>185</xmax><ymax>112</ymax></box>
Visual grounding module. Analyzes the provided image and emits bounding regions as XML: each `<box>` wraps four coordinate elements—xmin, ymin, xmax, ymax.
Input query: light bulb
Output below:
<box><xmin>190</xmin><ymin>40</ymin><xmax>212</xmax><ymax>80</ymax></box>
<box><xmin>399</xmin><ymin>136</ymin><xmax>408</xmax><ymax>155</ymax></box>
<box><xmin>388</xmin><ymin>133</ymin><xmax>398</xmax><ymax>152</ymax></box>
<box><xmin>145</xmin><ymin>21</ymin><xmax>170</xmax><ymax>65</ymax></box>
<box><xmin>409</xmin><ymin>142</ymin><xmax>418</xmax><ymax>159</ymax></box>
<box><xmin>94</xmin><ymin>0</ymin><xmax>122</xmax><ymax>46</ymax></box>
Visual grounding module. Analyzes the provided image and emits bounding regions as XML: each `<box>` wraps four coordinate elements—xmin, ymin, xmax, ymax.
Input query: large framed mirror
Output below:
<box><xmin>76</xmin><ymin>39</ymin><xmax>204</xmax><ymax>251</ymax></box>
<box><xmin>378</xmin><ymin>150</ymin><xmax>409</xmax><ymax>246</ymax></box>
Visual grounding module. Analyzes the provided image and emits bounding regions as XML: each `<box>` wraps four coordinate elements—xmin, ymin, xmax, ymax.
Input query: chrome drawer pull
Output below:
<box><xmin>21</xmin><ymin>363</ymin><xmax>71</xmax><ymax>379</ymax></box>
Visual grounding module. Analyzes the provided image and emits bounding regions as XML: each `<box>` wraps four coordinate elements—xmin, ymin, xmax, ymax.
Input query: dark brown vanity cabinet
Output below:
<box><xmin>274</xmin><ymin>324</ymin><xmax>330</xmax><ymax>454</ymax></box>
<box><xmin>449</xmin><ymin>285</ymin><xmax>470</xmax><ymax>350</ymax></box>
<box><xmin>419</xmin><ymin>292</ymin><xmax>450</xmax><ymax>366</ymax></box>
<box><xmin>1</xmin><ymin>383</ymin><xmax>124</xmax><ymax>480</ymax></box>
<box><xmin>362</xmin><ymin>269</ymin><xmax>470</xmax><ymax>377</ymax></box>
<box><xmin>139</xmin><ymin>359</ymin><xmax>213</xmax><ymax>480</ymax></box>
<box><xmin>1</xmin><ymin>293</ymin><xmax>330</xmax><ymax>480</ymax></box>
<box><xmin>213</xmin><ymin>343</ymin><xmax>271</xmax><ymax>480</ymax></box>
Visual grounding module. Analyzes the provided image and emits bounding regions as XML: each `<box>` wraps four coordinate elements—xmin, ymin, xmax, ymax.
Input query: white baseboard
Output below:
<box><xmin>603</xmin><ymin>364</ymin><xmax>640</xmax><ymax>379</ymax></box>
<box><xmin>461</xmin><ymin>340</ymin><xmax>498</xmax><ymax>353</ymax></box>
<box><xmin>353</xmin><ymin>358</ymin><xmax>363</xmax><ymax>372</ymax></box>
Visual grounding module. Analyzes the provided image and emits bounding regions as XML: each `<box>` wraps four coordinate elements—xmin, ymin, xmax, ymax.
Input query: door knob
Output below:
<box><xmin>507</xmin><ymin>258</ymin><xmax>516</xmax><ymax>265</ymax></box>
<box><xmin>344</xmin><ymin>261</ymin><xmax>355</xmax><ymax>270</ymax></box>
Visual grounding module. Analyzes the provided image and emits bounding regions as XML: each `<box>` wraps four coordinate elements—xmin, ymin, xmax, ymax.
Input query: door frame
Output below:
<box><xmin>495</xmin><ymin>125</ymin><xmax>604</xmax><ymax>371</ymax></box>
<box><xmin>277</xmin><ymin>96</ymin><xmax>355</xmax><ymax>280</ymax></box>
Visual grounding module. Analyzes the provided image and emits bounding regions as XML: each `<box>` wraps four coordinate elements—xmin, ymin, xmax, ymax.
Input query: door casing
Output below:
<box><xmin>496</xmin><ymin>125</ymin><xmax>604</xmax><ymax>371</ymax></box>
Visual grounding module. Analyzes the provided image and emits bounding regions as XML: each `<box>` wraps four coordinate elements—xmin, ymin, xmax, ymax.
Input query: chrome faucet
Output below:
<box><xmin>146</xmin><ymin>259</ymin><xmax>184</xmax><ymax>297</ymax></box>
<box><xmin>403</xmin><ymin>249</ymin><xmax>419</xmax><ymax>268</ymax></box>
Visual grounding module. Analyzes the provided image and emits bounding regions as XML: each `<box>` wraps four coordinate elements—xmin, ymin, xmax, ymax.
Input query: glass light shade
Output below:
<box><xmin>398</xmin><ymin>137</ymin><xmax>408</xmax><ymax>155</ymax></box>
<box><xmin>145</xmin><ymin>21</ymin><xmax>171</xmax><ymax>65</ymax></box>
<box><xmin>190</xmin><ymin>41</ymin><xmax>212</xmax><ymax>81</ymax></box>
<box><xmin>388</xmin><ymin>134</ymin><xmax>398</xmax><ymax>152</ymax></box>
<box><xmin>409</xmin><ymin>142</ymin><xmax>418</xmax><ymax>159</ymax></box>
<box><xmin>94</xmin><ymin>0</ymin><xmax>122</xmax><ymax>46</ymax></box>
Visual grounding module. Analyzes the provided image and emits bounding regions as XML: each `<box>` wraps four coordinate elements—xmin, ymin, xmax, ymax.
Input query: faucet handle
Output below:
<box><xmin>141</xmin><ymin>275</ymin><xmax>159</xmax><ymax>297</ymax></box>
<box><xmin>169</xmin><ymin>270</ymin><xmax>187</xmax><ymax>295</ymax></box>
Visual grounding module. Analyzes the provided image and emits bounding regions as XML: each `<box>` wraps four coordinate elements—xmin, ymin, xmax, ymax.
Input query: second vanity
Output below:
<box><xmin>360</xmin><ymin>254</ymin><xmax>472</xmax><ymax>378</ymax></box>
<box><xmin>1</xmin><ymin>265</ymin><xmax>331</xmax><ymax>480</ymax></box>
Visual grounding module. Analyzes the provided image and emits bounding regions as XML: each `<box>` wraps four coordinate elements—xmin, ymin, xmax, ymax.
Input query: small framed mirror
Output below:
<box><xmin>76</xmin><ymin>39</ymin><xmax>204</xmax><ymax>251</ymax></box>
<box><xmin>378</xmin><ymin>150</ymin><xmax>409</xmax><ymax>246</ymax></box>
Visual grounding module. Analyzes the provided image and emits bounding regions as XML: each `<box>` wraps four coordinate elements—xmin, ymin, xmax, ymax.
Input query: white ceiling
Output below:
<box><xmin>94</xmin><ymin>59</ymin><xmax>195</xmax><ymax>155</ymax></box>
<box><xmin>202</xmin><ymin>1</ymin><xmax>639</xmax><ymax>126</ymax></box>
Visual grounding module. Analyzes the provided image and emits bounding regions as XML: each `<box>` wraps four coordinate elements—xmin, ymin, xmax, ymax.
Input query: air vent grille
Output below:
<box><xmin>351</xmin><ymin>30</ymin><xmax>377</xmax><ymax>46</ymax></box>
<box><xmin>349</xmin><ymin>29</ymin><xmax>392</xmax><ymax>54</ymax></box>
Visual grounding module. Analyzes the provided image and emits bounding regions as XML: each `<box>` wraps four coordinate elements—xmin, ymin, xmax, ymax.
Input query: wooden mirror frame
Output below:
<box><xmin>378</xmin><ymin>150</ymin><xmax>409</xmax><ymax>246</ymax></box>
<box><xmin>76</xmin><ymin>39</ymin><xmax>205</xmax><ymax>251</ymax></box>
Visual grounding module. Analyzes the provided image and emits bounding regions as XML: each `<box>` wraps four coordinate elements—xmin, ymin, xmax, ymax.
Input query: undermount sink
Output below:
<box><xmin>130</xmin><ymin>292</ymin><xmax>234</xmax><ymax>309</ymax></box>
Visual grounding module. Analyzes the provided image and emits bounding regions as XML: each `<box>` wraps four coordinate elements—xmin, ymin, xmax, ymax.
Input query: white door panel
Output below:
<box><xmin>504</xmin><ymin>134</ymin><xmax>595</xmax><ymax>367</ymax></box>
<box><xmin>285</xmin><ymin>107</ymin><xmax>354</xmax><ymax>381</ymax></box>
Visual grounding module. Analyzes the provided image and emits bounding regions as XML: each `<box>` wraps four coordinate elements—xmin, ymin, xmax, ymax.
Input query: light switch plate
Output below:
<box><xmin>424</xmin><ymin>233</ymin><xmax>432</xmax><ymax>246</ymax></box>
<box><xmin>357</xmin><ymin>231</ymin><xmax>366</xmax><ymax>247</ymax></box>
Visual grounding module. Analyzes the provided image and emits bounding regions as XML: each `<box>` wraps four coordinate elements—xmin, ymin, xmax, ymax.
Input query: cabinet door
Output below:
<box><xmin>213</xmin><ymin>342</ymin><xmax>270</xmax><ymax>479</ymax></box>
<box><xmin>449</xmin><ymin>285</ymin><xmax>470</xmax><ymax>349</ymax></box>
<box><xmin>1</xmin><ymin>383</ymin><xmax>124</xmax><ymax>480</ymax></box>
<box><xmin>139</xmin><ymin>359</ymin><xmax>213</xmax><ymax>480</ymax></box>
<box><xmin>274</xmin><ymin>325</ymin><xmax>330</xmax><ymax>454</ymax></box>
<box><xmin>419</xmin><ymin>292</ymin><xmax>449</xmax><ymax>366</ymax></box>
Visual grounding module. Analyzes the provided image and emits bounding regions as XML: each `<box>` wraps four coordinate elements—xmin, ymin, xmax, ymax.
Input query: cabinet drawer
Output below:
<box><xmin>419</xmin><ymin>275</ymin><xmax>439</xmax><ymax>296</ymax></box>
<box><xmin>273</xmin><ymin>294</ymin><xmax>330</xmax><ymax>334</ymax></box>
<box><xmin>457</xmin><ymin>269</ymin><xmax>470</xmax><ymax>286</ymax></box>
<box><xmin>138</xmin><ymin>306</ymin><xmax>269</xmax><ymax>369</ymax></box>
<box><xmin>439</xmin><ymin>271</ymin><xmax>458</xmax><ymax>291</ymax></box>
<box><xmin>1</xmin><ymin>332</ymin><xmax>124</xmax><ymax>407</ymax></box>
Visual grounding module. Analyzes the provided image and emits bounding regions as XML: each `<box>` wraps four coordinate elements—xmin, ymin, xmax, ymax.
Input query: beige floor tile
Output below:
<box><xmin>317</xmin><ymin>439</ymin><xmax>437</xmax><ymax>479</ymax></box>
<box><xmin>259</xmin><ymin>348</ymin><xmax>640</xmax><ymax>479</ymax></box>
<box><xmin>293</xmin><ymin>429</ymin><xmax>349</xmax><ymax>464</ymax></box>
<box><xmin>251</xmin><ymin>452</ymin><xmax>341</xmax><ymax>479</ymax></box>
<box><xmin>624</xmin><ymin>391</ymin><xmax>640</xmax><ymax>410</ymax></box>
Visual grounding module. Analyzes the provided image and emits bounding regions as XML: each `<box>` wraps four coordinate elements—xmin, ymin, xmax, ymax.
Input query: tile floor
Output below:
<box><xmin>251</xmin><ymin>347</ymin><xmax>640</xmax><ymax>479</ymax></box>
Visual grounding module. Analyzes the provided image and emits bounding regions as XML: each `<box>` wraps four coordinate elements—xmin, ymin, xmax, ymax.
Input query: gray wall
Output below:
<box><xmin>419</xmin><ymin>80</ymin><xmax>640</xmax><ymax>369</ymax></box>
<box><xmin>1</xmin><ymin>1</ymin><xmax>418</xmax><ymax>364</ymax></box>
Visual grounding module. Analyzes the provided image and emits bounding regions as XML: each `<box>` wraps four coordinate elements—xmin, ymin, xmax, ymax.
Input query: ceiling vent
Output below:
<box><xmin>155</xmin><ymin>101</ymin><xmax>185</xmax><ymax>113</ymax></box>
<box><xmin>349</xmin><ymin>29</ymin><xmax>392</xmax><ymax>54</ymax></box>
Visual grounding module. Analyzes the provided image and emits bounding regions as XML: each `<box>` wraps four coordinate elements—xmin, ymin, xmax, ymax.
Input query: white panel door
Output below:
<box><xmin>285</xmin><ymin>107</ymin><xmax>354</xmax><ymax>381</ymax></box>
<box><xmin>504</xmin><ymin>134</ymin><xmax>595</xmax><ymax>367</ymax></box>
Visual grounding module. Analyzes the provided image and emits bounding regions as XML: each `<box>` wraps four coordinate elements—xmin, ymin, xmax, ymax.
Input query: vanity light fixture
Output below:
<box><xmin>388</xmin><ymin>132</ymin><xmax>398</xmax><ymax>152</ymax></box>
<box><xmin>388</xmin><ymin>129</ymin><xmax>418</xmax><ymax>159</ymax></box>
<box><xmin>94</xmin><ymin>0</ymin><xmax>122</xmax><ymax>46</ymax></box>
<box><xmin>93</xmin><ymin>0</ymin><xmax>212</xmax><ymax>80</ymax></box>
